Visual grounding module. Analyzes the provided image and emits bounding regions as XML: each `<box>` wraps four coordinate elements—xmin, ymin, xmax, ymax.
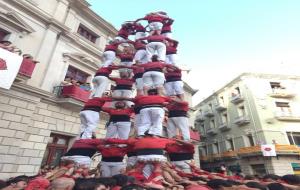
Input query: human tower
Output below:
<box><xmin>61</xmin><ymin>11</ymin><xmax>203</xmax><ymax>189</ymax></box>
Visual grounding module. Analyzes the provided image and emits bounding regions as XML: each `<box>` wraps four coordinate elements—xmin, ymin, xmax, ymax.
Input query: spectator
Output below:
<box><xmin>2</xmin><ymin>175</ymin><xmax>29</xmax><ymax>190</ymax></box>
<box><xmin>267</xmin><ymin>183</ymin><xmax>288</xmax><ymax>190</ymax></box>
<box><xmin>48</xmin><ymin>177</ymin><xmax>75</xmax><ymax>190</ymax></box>
<box><xmin>0</xmin><ymin>40</ymin><xmax>14</xmax><ymax>51</ymax></box>
<box><xmin>206</xmin><ymin>179</ymin><xmax>232</xmax><ymax>190</ymax></box>
<box><xmin>281</xmin><ymin>174</ymin><xmax>300</xmax><ymax>185</ymax></box>
<box><xmin>80</xmin><ymin>82</ymin><xmax>91</xmax><ymax>91</ymax></box>
<box><xmin>120</xmin><ymin>184</ymin><xmax>146</xmax><ymax>190</ymax></box>
<box><xmin>245</xmin><ymin>181</ymin><xmax>267</xmax><ymax>190</ymax></box>
<box><xmin>61</xmin><ymin>77</ymin><xmax>72</xmax><ymax>86</ymax></box>
<box><xmin>263</xmin><ymin>174</ymin><xmax>281</xmax><ymax>182</ymax></box>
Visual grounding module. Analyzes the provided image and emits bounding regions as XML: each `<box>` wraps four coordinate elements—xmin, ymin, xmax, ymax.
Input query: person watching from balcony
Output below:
<box><xmin>61</xmin><ymin>77</ymin><xmax>72</xmax><ymax>86</ymax></box>
<box><xmin>80</xmin><ymin>82</ymin><xmax>91</xmax><ymax>91</ymax></box>
<box><xmin>0</xmin><ymin>40</ymin><xmax>14</xmax><ymax>52</ymax></box>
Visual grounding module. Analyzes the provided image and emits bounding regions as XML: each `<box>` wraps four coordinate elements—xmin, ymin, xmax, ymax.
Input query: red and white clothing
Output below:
<box><xmin>110</xmin><ymin>77</ymin><xmax>135</xmax><ymax>97</ymax></box>
<box><xmin>161</xmin><ymin>18</ymin><xmax>174</xmax><ymax>38</ymax></box>
<box><xmin>132</xmin><ymin>66</ymin><xmax>145</xmax><ymax>90</ymax></box>
<box><xmin>92</xmin><ymin>66</ymin><xmax>119</xmax><ymax>98</ymax></box>
<box><xmin>138</xmin><ymin>14</ymin><xmax>169</xmax><ymax>31</ymax></box>
<box><xmin>133</xmin><ymin>95</ymin><xmax>172</xmax><ymax>136</ymax></box>
<box><xmin>166</xmin><ymin>101</ymin><xmax>190</xmax><ymax>141</ymax></box>
<box><xmin>61</xmin><ymin>139</ymin><xmax>104</xmax><ymax>167</ymax></box>
<box><xmin>115</xmin><ymin>26</ymin><xmax>131</xmax><ymax>41</ymax></box>
<box><xmin>80</xmin><ymin>97</ymin><xmax>112</xmax><ymax>139</ymax></box>
<box><xmin>103</xmin><ymin>43</ymin><xmax>121</xmax><ymax>67</ymax></box>
<box><xmin>98</xmin><ymin>145</ymin><xmax>128</xmax><ymax>177</ymax></box>
<box><xmin>133</xmin><ymin>23</ymin><xmax>147</xmax><ymax>40</ymax></box>
<box><xmin>164</xmin><ymin>67</ymin><xmax>183</xmax><ymax>95</ymax></box>
<box><xmin>141</xmin><ymin>61</ymin><xmax>172</xmax><ymax>88</ymax></box>
<box><xmin>117</xmin><ymin>52</ymin><xmax>135</xmax><ymax>67</ymax></box>
<box><xmin>102</xmin><ymin>107</ymin><xmax>134</xmax><ymax>139</ymax></box>
<box><xmin>134</xmin><ymin>41</ymin><xmax>148</xmax><ymax>64</ymax></box>
<box><xmin>0</xmin><ymin>58</ymin><xmax>7</xmax><ymax>70</ymax></box>
<box><xmin>166</xmin><ymin>142</ymin><xmax>194</xmax><ymax>173</ymax></box>
<box><xmin>139</xmin><ymin>35</ymin><xmax>173</xmax><ymax>61</ymax></box>
<box><xmin>165</xmin><ymin>40</ymin><xmax>178</xmax><ymax>65</ymax></box>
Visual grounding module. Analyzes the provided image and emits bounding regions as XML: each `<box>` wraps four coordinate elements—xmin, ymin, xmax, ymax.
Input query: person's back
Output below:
<box><xmin>48</xmin><ymin>177</ymin><xmax>75</xmax><ymax>190</ymax></box>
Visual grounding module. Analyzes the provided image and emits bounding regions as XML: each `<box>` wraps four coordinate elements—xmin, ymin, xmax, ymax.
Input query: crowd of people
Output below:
<box><xmin>1</xmin><ymin>11</ymin><xmax>300</xmax><ymax>190</ymax></box>
<box><xmin>61</xmin><ymin>77</ymin><xmax>91</xmax><ymax>91</ymax></box>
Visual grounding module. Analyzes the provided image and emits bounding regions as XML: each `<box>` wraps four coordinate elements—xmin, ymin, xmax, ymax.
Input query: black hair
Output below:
<box><xmin>120</xmin><ymin>184</ymin><xmax>145</xmax><ymax>190</ymax></box>
<box><xmin>263</xmin><ymin>174</ymin><xmax>281</xmax><ymax>181</ymax></box>
<box><xmin>244</xmin><ymin>175</ymin><xmax>255</xmax><ymax>180</ymax></box>
<box><xmin>245</xmin><ymin>181</ymin><xmax>267</xmax><ymax>190</ymax></box>
<box><xmin>112</xmin><ymin>174</ymin><xmax>130</xmax><ymax>187</ymax></box>
<box><xmin>151</xmin><ymin>55</ymin><xmax>159</xmax><ymax>62</ymax></box>
<box><xmin>6</xmin><ymin>175</ymin><xmax>29</xmax><ymax>185</ymax></box>
<box><xmin>226</xmin><ymin>180</ymin><xmax>242</xmax><ymax>186</ymax></box>
<box><xmin>147</xmin><ymin>89</ymin><xmax>158</xmax><ymax>95</ymax></box>
<box><xmin>74</xmin><ymin>179</ymin><xmax>99</xmax><ymax>190</ymax></box>
<box><xmin>207</xmin><ymin>179</ymin><xmax>232</xmax><ymax>189</ymax></box>
<box><xmin>267</xmin><ymin>183</ymin><xmax>287</xmax><ymax>190</ymax></box>
<box><xmin>281</xmin><ymin>174</ymin><xmax>300</xmax><ymax>185</ymax></box>
<box><xmin>94</xmin><ymin>177</ymin><xmax>117</xmax><ymax>188</ymax></box>
<box><xmin>189</xmin><ymin>176</ymin><xmax>208</xmax><ymax>182</ymax></box>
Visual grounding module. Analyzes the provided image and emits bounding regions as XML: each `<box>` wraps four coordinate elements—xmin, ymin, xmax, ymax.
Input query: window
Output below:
<box><xmin>77</xmin><ymin>24</ymin><xmax>99</xmax><ymax>43</ymax></box>
<box><xmin>213</xmin><ymin>143</ymin><xmax>219</xmax><ymax>154</ymax></box>
<box><xmin>200</xmin><ymin>146</ymin><xmax>207</xmax><ymax>156</ymax></box>
<box><xmin>226</xmin><ymin>139</ymin><xmax>235</xmax><ymax>151</ymax></box>
<box><xmin>210</xmin><ymin>119</ymin><xmax>216</xmax><ymax>129</ymax></box>
<box><xmin>270</xmin><ymin>82</ymin><xmax>284</xmax><ymax>89</ymax></box>
<box><xmin>209</xmin><ymin>103</ymin><xmax>213</xmax><ymax>111</ymax></box>
<box><xmin>220</xmin><ymin>96</ymin><xmax>224</xmax><ymax>105</ymax></box>
<box><xmin>0</xmin><ymin>29</ymin><xmax>10</xmax><ymax>41</ymax></box>
<box><xmin>276</xmin><ymin>102</ymin><xmax>291</xmax><ymax>113</ymax></box>
<box><xmin>232</xmin><ymin>87</ymin><xmax>241</xmax><ymax>96</ymax></box>
<box><xmin>41</xmin><ymin>134</ymin><xmax>71</xmax><ymax>167</ymax></box>
<box><xmin>200</xmin><ymin>124</ymin><xmax>206</xmax><ymax>134</ymax></box>
<box><xmin>237</xmin><ymin>105</ymin><xmax>246</xmax><ymax>116</ymax></box>
<box><xmin>247</xmin><ymin>135</ymin><xmax>255</xmax><ymax>147</ymax></box>
<box><xmin>65</xmin><ymin>65</ymin><xmax>89</xmax><ymax>83</ymax></box>
<box><xmin>221</xmin><ymin>113</ymin><xmax>228</xmax><ymax>123</ymax></box>
<box><xmin>251</xmin><ymin>164</ymin><xmax>266</xmax><ymax>175</ymax></box>
<box><xmin>287</xmin><ymin>132</ymin><xmax>300</xmax><ymax>146</ymax></box>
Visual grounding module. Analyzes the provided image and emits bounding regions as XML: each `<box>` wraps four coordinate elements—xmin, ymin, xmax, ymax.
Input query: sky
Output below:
<box><xmin>87</xmin><ymin>0</ymin><xmax>300</xmax><ymax>105</ymax></box>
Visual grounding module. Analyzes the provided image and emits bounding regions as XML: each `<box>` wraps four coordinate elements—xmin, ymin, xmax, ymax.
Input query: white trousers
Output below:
<box><xmin>127</xmin><ymin>156</ymin><xmax>137</xmax><ymax>167</ymax></box>
<box><xmin>61</xmin><ymin>156</ymin><xmax>92</xmax><ymax>167</ymax></box>
<box><xmin>166</xmin><ymin>54</ymin><xmax>177</xmax><ymax>65</ymax></box>
<box><xmin>106</xmin><ymin>121</ymin><xmax>131</xmax><ymax>139</ymax></box>
<box><xmin>167</xmin><ymin>116</ymin><xmax>190</xmax><ymax>141</ymax></box>
<box><xmin>146</xmin><ymin>42</ymin><xmax>166</xmax><ymax>61</ymax></box>
<box><xmin>134</xmin><ymin>113</ymin><xmax>141</xmax><ymax>129</ymax></box>
<box><xmin>134</xmin><ymin>49</ymin><xmax>148</xmax><ymax>64</ymax></box>
<box><xmin>139</xmin><ymin>107</ymin><xmax>164</xmax><ymax>136</ymax></box>
<box><xmin>79</xmin><ymin>110</ymin><xmax>99</xmax><ymax>139</ymax></box>
<box><xmin>142</xmin><ymin>71</ymin><xmax>165</xmax><ymax>88</ymax></box>
<box><xmin>171</xmin><ymin>160</ymin><xmax>192</xmax><ymax>173</ymax></box>
<box><xmin>135</xmin><ymin>78</ymin><xmax>144</xmax><ymax>90</ymax></box>
<box><xmin>91</xmin><ymin>76</ymin><xmax>110</xmax><ymax>98</ymax></box>
<box><xmin>103</xmin><ymin>51</ymin><xmax>116</xmax><ymax>67</ymax></box>
<box><xmin>112</xmin><ymin>90</ymin><xmax>133</xmax><ymax>107</ymax></box>
<box><xmin>164</xmin><ymin>81</ymin><xmax>184</xmax><ymax>96</ymax></box>
<box><xmin>148</xmin><ymin>22</ymin><xmax>163</xmax><ymax>31</ymax></box>
<box><xmin>100</xmin><ymin>161</ymin><xmax>125</xmax><ymax>177</ymax></box>
<box><xmin>162</xmin><ymin>32</ymin><xmax>172</xmax><ymax>38</ymax></box>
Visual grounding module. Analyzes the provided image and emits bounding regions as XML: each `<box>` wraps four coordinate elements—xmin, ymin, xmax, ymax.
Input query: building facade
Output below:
<box><xmin>194</xmin><ymin>73</ymin><xmax>300</xmax><ymax>176</ymax></box>
<box><xmin>0</xmin><ymin>0</ymin><xmax>199</xmax><ymax>179</ymax></box>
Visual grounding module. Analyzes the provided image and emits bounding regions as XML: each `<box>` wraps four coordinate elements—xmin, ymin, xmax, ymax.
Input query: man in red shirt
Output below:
<box><xmin>101</xmin><ymin>101</ymin><xmax>134</xmax><ymax>139</ymax></box>
<box><xmin>132</xmin><ymin>22</ymin><xmax>147</xmax><ymax>41</ymax></box>
<box><xmin>166</xmin><ymin>99</ymin><xmax>190</xmax><ymax>141</ymax></box>
<box><xmin>165</xmin><ymin>39</ymin><xmax>178</xmax><ymax>65</ymax></box>
<box><xmin>161</xmin><ymin>18</ymin><xmax>174</xmax><ymax>38</ymax></box>
<box><xmin>103</xmin><ymin>40</ymin><xmax>129</xmax><ymax>67</ymax></box>
<box><xmin>164</xmin><ymin>66</ymin><xmax>184</xmax><ymax>100</ymax></box>
<box><xmin>133</xmin><ymin>40</ymin><xmax>148</xmax><ymax>65</ymax></box>
<box><xmin>79</xmin><ymin>96</ymin><xmax>113</xmax><ymax>139</ymax></box>
<box><xmin>135</xmin><ymin>12</ymin><xmax>170</xmax><ymax>35</ymax></box>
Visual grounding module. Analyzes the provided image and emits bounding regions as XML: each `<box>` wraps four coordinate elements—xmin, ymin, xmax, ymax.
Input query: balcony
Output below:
<box><xmin>18</xmin><ymin>58</ymin><xmax>37</xmax><ymax>78</ymax></box>
<box><xmin>274</xmin><ymin>111</ymin><xmax>300</xmax><ymax>122</ymax></box>
<box><xmin>238</xmin><ymin>145</ymin><xmax>300</xmax><ymax>157</ymax></box>
<box><xmin>222</xmin><ymin>151</ymin><xmax>238</xmax><ymax>158</ymax></box>
<box><xmin>269</xmin><ymin>88</ymin><xmax>296</xmax><ymax>99</ymax></box>
<box><xmin>203</xmin><ymin>109</ymin><xmax>214</xmax><ymax>117</ymax></box>
<box><xmin>195</xmin><ymin>114</ymin><xmax>205</xmax><ymax>122</ymax></box>
<box><xmin>200</xmin><ymin>155</ymin><xmax>209</xmax><ymax>161</ymax></box>
<box><xmin>207</xmin><ymin>128</ymin><xmax>218</xmax><ymax>135</ymax></box>
<box><xmin>215</xmin><ymin>103</ymin><xmax>227</xmax><ymax>112</ymax></box>
<box><xmin>218</xmin><ymin>122</ymin><xmax>231</xmax><ymax>131</ymax></box>
<box><xmin>234</xmin><ymin>115</ymin><xmax>250</xmax><ymax>126</ymax></box>
<box><xmin>54</xmin><ymin>85</ymin><xmax>91</xmax><ymax>108</ymax></box>
<box><xmin>231</xmin><ymin>94</ymin><xmax>244</xmax><ymax>104</ymax></box>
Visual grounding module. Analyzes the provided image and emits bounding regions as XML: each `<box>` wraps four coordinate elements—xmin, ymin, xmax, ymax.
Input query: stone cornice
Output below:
<box><xmin>183</xmin><ymin>81</ymin><xmax>198</xmax><ymax>95</ymax></box>
<box><xmin>63</xmin><ymin>53</ymin><xmax>99</xmax><ymax>72</ymax></box>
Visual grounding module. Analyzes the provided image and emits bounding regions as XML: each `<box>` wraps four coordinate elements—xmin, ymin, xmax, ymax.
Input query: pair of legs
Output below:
<box><xmin>106</xmin><ymin>121</ymin><xmax>131</xmax><ymax>139</ymax></box>
<box><xmin>167</xmin><ymin>116</ymin><xmax>190</xmax><ymax>141</ymax></box>
<box><xmin>100</xmin><ymin>161</ymin><xmax>125</xmax><ymax>177</ymax></box>
<box><xmin>146</xmin><ymin>41</ymin><xmax>166</xmax><ymax>61</ymax></box>
<box><xmin>134</xmin><ymin>49</ymin><xmax>148</xmax><ymax>64</ymax></box>
<box><xmin>79</xmin><ymin>110</ymin><xmax>99</xmax><ymax>139</ymax></box>
<box><xmin>164</xmin><ymin>80</ymin><xmax>184</xmax><ymax>100</ymax></box>
<box><xmin>142</xmin><ymin>71</ymin><xmax>165</xmax><ymax>95</ymax></box>
<box><xmin>102</xmin><ymin>50</ymin><xmax>116</xmax><ymax>67</ymax></box>
<box><xmin>138</xmin><ymin>107</ymin><xmax>165</xmax><ymax>136</ymax></box>
<box><xmin>91</xmin><ymin>76</ymin><xmax>110</xmax><ymax>98</ymax></box>
<box><xmin>166</xmin><ymin>53</ymin><xmax>177</xmax><ymax>65</ymax></box>
<box><xmin>112</xmin><ymin>89</ymin><xmax>133</xmax><ymax>107</ymax></box>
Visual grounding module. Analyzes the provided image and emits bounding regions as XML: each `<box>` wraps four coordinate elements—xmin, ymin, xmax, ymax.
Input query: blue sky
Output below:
<box><xmin>88</xmin><ymin>0</ymin><xmax>300</xmax><ymax>104</ymax></box>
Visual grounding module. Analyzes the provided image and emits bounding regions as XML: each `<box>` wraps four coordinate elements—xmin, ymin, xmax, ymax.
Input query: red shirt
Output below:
<box><xmin>167</xmin><ymin>101</ymin><xmax>189</xmax><ymax>112</ymax></box>
<box><xmin>162</xmin><ymin>19</ymin><xmax>174</xmax><ymax>33</ymax></box>
<box><xmin>134</xmin><ymin>41</ymin><xmax>146</xmax><ymax>50</ymax></box>
<box><xmin>110</xmin><ymin>77</ymin><xmax>135</xmax><ymax>89</ymax></box>
<box><xmin>82</xmin><ymin>97</ymin><xmax>112</xmax><ymax>111</ymax></box>
<box><xmin>165</xmin><ymin>143</ymin><xmax>194</xmax><ymax>154</ymax></box>
<box><xmin>97</xmin><ymin>145</ymin><xmax>128</xmax><ymax>158</ymax></box>
<box><xmin>144</xmin><ymin>14</ymin><xmax>167</xmax><ymax>23</ymax></box>
<box><xmin>165</xmin><ymin>68</ymin><xmax>182</xmax><ymax>82</ymax></box>
<box><xmin>117</xmin><ymin>52</ymin><xmax>134</xmax><ymax>62</ymax></box>
<box><xmin>95</xmin><ymin>66</ymin><xmax>118</xmax><ymax>77</ymax></box>
<box><xmin>140</xmin><ymin>35</ymin><xmax>171</xmax><ymax>43</ymax></box>
<box><xmin>133</xmin><ymin>24</ymin><xmax>146</xmax><ymax>32</ymax></box>
<box><xmin>102</xmin><ymin>108</ymin><xmax>133</xmax><ymax>122</ymax></box>
<box><xmin>71</xmin><ymin>139</ymin><xmax>104</xmax><ymax>149</ymax></box>
<box><xmin>134</xmin><ymin>95</ymin><xmax>171</xmax><ymax>107</ymax></box>
<box><xmin>105</xmin><ymin>44</ymin><xmax>119</xmax><ymax>52</ymax></box>
<box><xmin>117</xmin><ymin>27</ymin><xmax>130</xmax><ymax>39</ymax></box>
<box><xmin>142</xmin><ymin>61</ymin><xmax>169</xmax><ymax>72</ymax></box>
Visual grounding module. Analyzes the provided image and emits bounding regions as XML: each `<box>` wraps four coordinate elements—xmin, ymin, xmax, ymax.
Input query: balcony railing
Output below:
<box><xmin>231</xmin><ymin>93</ymin><xmax>244</xmax><ymax>104</ymax></box>
<box><xmin>274</xmin><ymin>111</ymin><xmax>300</xmax><ymax>122</ymax></box>
<box><xmin>203</xmin><ymin>109</ymin><xmax>214</xmax><ymax>117</ymax></box>
<box><xmin>18</xmin><ymin>58</ymin><xmax>37</xmax><ymax>78</ymax></box>
<box><xmin>222</xmin><ymin>151</ymin><xmax>238</xmax><ymax>158</ymax></box>
<box><xmin>238</xmin><ymin>144</ymin><xmax>300</xmax><ymax>156</ymax></box>
<box><xmin>196</xmin><ymin>114</ymin><xmax>205</xmax><ymax>122</ymax></box>
<box><xmin>207</xmin><ymin>128</ymin><xmax>218</xmax><ymax>135</ymax></box>
<box><xmin>200</xmin><ymin>155</ymin><xmax>209</xmax><ymax>161</ymax></box>
<box><xmin>218</xmin><ymin>122</ymin><xmax>231</xmax><ymax>131</ymax></box>
<box><xmin>269</xmin><ymin>88</ymin><xmax>296</xmax><ymax>98</ymax></box>
<box><xmin>54</xmin><ymin>85</ymin><xmax>91</xmax><ymax>103</ymax></box>
<box><xmin>234</xmin><ymin>115</ymin><xmax>250</xmax><ymax>126</ymax></box>
<box><xmin>214</xmin><ymin>103</ymin><xmax>227</xmax><ymax>112</ymax></box>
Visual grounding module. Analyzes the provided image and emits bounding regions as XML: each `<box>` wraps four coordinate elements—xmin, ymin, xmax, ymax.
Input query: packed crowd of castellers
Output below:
<box><xmin>2</xmin><ymin>11</ymin><xmax>300</xmax><ymax>190</ymax></box>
